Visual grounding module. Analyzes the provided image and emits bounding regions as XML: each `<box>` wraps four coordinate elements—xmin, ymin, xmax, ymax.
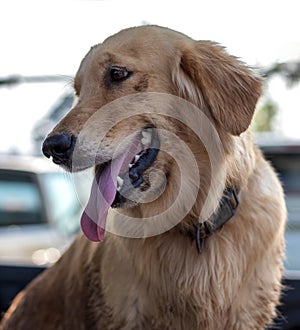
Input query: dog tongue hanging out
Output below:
<box><xmin>2</xmin><ymin>25</ymin><xmax>286</xmax><ymax>330</ymax></box>
<box><xmin>81</xmin><ymin>127</ymin><xmax>159</xmax><ymax>241</ymax></box>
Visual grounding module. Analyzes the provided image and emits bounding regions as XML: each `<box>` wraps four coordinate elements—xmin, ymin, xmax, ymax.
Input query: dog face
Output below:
<box><xmin>42</xmin><ymin>25</ymin><xmax>262</xmax><ymax>241</ymax></box>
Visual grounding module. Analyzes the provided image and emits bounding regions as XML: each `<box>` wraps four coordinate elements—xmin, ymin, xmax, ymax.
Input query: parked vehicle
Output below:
<box><xmin>0</xmin><ymin>155</ymin><xmax>85</xmax><ymax>266</ymax></box>
<box><xmin>0</xmin><ymin>140</ymin><xmax>299</xmax><ymax>328</ymax></box>
<box><xmin>257</xmin><ymin>135</ymin><xmax>300</xmax><ymax>329</ymax></box>
<box><xmin>257</xmin><ymin>136</ymin><xmax>300</xmax><ymax>272</ymax></box>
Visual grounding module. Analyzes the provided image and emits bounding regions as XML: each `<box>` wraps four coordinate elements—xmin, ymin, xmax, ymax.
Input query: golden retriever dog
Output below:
<box><xmin>1</xmin><ymin>25</ymin><xmax>286</xmax><ymax>330</ymax></box>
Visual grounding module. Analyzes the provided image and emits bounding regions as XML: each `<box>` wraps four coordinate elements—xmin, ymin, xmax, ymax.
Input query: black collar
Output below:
<box><xmin>184</xmin><ymin>187</ymin><xmax>239</xmax><ymax>253</ymax></box>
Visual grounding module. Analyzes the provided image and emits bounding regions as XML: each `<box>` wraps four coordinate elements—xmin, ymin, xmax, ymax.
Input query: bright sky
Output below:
<box><xmin>1</xmin><ymin>0</ymin><xmax>300</xmax><ymax>153</ymax></box>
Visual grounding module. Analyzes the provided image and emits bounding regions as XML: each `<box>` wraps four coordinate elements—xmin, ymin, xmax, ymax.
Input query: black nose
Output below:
<box><xmin>42</xmin><ymin>133</ymin><xmax>76</xmax><ymax>165</ymax></box>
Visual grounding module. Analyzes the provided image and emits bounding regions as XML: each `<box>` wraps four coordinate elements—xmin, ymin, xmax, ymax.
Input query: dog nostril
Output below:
<box><xmin>42</xmin><ymin>133</ymin><xmax>76</xmax><ymax>161</ymax></box>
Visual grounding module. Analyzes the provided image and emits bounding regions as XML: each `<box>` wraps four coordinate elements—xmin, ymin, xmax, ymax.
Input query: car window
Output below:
<box><xmin>40</xmin><ymin>172</ymin><xmax>80</xmax><ymax>235</ymax></box>
<box><xmin>267</xmin><ymin>154</ymin><xmax>300</xmax><ymax>225</ymax></box>
<box><xmin>0</xmin><ymin>170</ymin><xmax>45</xmax><ymax>226</ymax></box>
<box><xmin>270</xmin><ymin>155</ymin><xmax>300</xmax><ymax>194</ymax></box>
<box><xmin>265</xmin><ymin>153</ymin><xmax>300</xmax><ymax>271</ymax></box>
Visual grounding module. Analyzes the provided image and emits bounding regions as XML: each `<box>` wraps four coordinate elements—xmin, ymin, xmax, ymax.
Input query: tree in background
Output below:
<box><xmin>253</xmin><ymin>61</ymin><xmax>300</xmax><ymax>132</ymax></box>
<box><xmin>253</xmin><ymin>97</ymin><xmax>278</xmax><ymax>132</ymax></box>
<box><xmin>264</xmin><ymin>61</ymin><xmax>300</xmax><ymax>87</ymax></box>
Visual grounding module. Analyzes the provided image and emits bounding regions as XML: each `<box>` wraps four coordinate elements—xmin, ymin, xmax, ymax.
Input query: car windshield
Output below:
<box><xmin>40</xmin><ymin>172</ymin><xmax>81</xmax><ymax>235</ymax></box>
<box><xmin>0</xmin><ymin>170</ymin><xmax>45</xmax><ymax>226</ymax></box>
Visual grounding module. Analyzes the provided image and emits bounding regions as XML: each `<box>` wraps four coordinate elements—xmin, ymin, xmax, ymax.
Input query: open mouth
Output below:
<box><xmin>80</xmin><ymin>127</ymin><xmax>160</xmax><ymax>242</ymax></box>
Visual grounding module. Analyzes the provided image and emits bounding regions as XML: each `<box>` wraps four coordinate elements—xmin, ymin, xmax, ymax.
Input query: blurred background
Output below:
<box><xmin>1</xmin><ymin>0</ymin><xmax>300</xmax><ymax>156</ymax></box>
<box><xmin>0</xmin><ymin>0</ymin><xmax>300</xmax><ymax>327</ymax></box>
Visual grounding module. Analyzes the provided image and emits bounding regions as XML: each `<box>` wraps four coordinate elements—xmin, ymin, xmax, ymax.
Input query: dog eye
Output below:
<box><xmin>110</xmin><ymin>66</ymin><xmax>131</xmax><ymax>82</ymax></box>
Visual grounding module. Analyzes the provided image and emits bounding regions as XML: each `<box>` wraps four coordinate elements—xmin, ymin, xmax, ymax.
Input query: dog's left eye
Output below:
<box><xmin>110</xmin><ymin>66</ymin><xmax>131</xmax><ymax>82</ymax></box>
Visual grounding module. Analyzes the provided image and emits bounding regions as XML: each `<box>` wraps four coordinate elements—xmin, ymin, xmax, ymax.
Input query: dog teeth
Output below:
<box><xmin>128</xmin><ymin>154</ymin><xmax>141</xmax><ymax>169</ymax></box>
<box><xmin>141</xmin><ymin>129</ymin><xmax>152</xmax><ymax>146</ymax></box>
<box><xmin>117</xmin><ymin>176</ymin><xmax>124</xmax><ymax>189</ymax></box>
<box><xmin>117</xmin><ymin>176</ymin><xmax>124</xmax><ymax>186</ymax></box>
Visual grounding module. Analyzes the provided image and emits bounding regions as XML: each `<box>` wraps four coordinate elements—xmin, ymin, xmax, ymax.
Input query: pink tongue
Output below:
<box><xmin>80</xmin><ymin>138</ymin><xmax>141</xmax><ymax>242</ymax></box>
<box><xmin>80</xmin><ymin>158</ymin><xmax>122</xmax><ymax>242</ymax></box>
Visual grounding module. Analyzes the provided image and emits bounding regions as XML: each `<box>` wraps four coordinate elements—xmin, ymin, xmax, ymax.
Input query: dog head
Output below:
<box><xmin>42</xmin><ymin>25</ymin><xmax>262</xmax><ymax>241</ymax></box>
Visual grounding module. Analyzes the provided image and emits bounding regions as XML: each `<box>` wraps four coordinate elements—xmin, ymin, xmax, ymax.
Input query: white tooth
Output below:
<box><xmin>117</xmin><ymin>176</ymin><xmax>124</xmax><ymax>187</ymax></box>
<box><xmin>141</xmin><ymin>131</ymin><xmax>152</xmax><ymax>145</ymax></box>
<box><xmin>129</xmin><ymin>163</ymin><xmax>133</xmax><ymax>168</ymax></box>
<box><xmin>117</xmin><ymin>186</ymin><xmax>121</xmax><ymax>192</ymax></box>
<box><xmin>134</xmin><ymin>155</ymin><xmax>141</xmax><ymax>162</ymax></box>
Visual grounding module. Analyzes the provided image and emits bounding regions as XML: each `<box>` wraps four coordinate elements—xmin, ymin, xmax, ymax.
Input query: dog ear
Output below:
<box><xmin>173</xmin><ymin>41</ymin><xmax>263</xmax><ymax>135</ymax></box>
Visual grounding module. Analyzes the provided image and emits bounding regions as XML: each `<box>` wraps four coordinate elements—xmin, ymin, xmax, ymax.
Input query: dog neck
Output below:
<box><xmin>179</xmin><ymin>186</ymin><xmax>239</xmax><ymax>253</ymax></box>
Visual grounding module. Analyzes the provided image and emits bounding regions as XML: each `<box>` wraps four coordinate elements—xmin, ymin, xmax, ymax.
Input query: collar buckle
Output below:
<box><xmin>195</xmin><ymin>222</ymin><xmax>211</xmax><ymax>253</ymax></box>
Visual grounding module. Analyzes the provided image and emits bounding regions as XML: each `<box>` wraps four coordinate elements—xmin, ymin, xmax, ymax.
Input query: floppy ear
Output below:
<box><xmin>173</xmin><ymin>41</ymin><xmax>263</xmax><ymax>135</ymax></box>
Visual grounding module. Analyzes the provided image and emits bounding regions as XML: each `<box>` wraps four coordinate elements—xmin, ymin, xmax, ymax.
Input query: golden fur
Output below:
<box><xmin>1</xmin><ymin>25</ymin><xmax>286</xmax><ymax>330</ymax></box>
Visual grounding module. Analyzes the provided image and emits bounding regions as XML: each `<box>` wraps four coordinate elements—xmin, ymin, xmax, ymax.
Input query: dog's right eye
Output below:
<box><xmin>110</xmin><ymin>66</ymin><xmax>131</xmax><ymax>82</ymax></box>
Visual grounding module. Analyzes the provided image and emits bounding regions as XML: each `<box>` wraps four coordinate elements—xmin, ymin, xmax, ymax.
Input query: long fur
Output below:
<box><xmin>1</xmin><ymin>25</ymin><xmax>286</xmax><ymax>330</ymax></box>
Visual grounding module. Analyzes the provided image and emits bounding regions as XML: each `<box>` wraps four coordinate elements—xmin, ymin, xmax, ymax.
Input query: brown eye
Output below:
<box><xmin>110</xmin><ymin>66</ymin><xmax>131</xmax><ymax>82</ymax></box>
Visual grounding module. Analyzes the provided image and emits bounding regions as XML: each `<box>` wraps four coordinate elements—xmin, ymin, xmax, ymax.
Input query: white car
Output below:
<box><xmin>0</xmin><ymin>155</ymin><xmax>86</xmax><ymax>266</ymax></box>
